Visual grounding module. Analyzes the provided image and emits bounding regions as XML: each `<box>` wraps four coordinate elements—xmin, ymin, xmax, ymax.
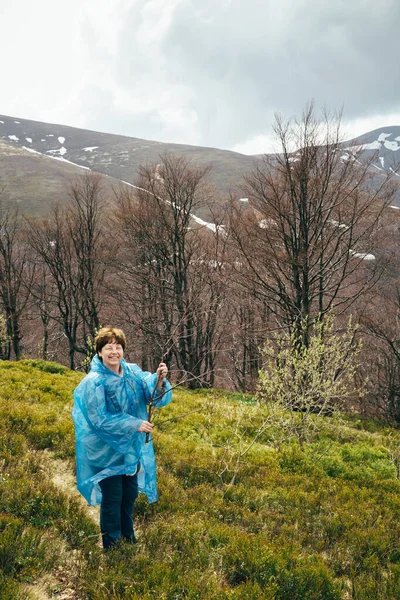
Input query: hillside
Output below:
<box><xmin>0</xmin><ymin>138</ymin><xmax>135</xmax><ymax>216</ymax></box>
<box><xmin>342</xmin><ymin>126</ymin><xmax>400</xmax><ymax>175</ymax></box>
<box><xmin>0</xmin><ymin>114</ymin><xmax>258</xmax><ymax>217</ymax></box>
<box><xmin>1</xmin><ymin>361</ymin><xmax>400</xmax><ymax>599</ymax></box>
<box><xmin>2</xmin><ymin>114</ymin><xmax>400</xmax><ymax>219</ymax></box>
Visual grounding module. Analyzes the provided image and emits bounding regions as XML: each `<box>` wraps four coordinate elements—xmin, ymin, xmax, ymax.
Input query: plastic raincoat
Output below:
<box><xmin>72</xmin><ymin>355</ymin><xmax>172</xmax><ymax>506</ymax></box>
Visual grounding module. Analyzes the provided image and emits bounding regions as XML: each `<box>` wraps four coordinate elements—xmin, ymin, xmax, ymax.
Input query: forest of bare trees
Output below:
<box><xmin>1</xmin><ymin>106</ymin><xmax>400</xmax><ymax>422</ymax></box>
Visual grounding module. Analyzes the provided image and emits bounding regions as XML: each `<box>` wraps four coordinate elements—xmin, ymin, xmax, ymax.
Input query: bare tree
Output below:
<box><xmin>28</xmin><ymin>261</ymin><xmax>59</xmax><ymax>361</ymax></box>
<box><xmin>113</xmin><ymin>155</ymin><xmax>227</xmax><ymax>387</ymax></box>
<box><xmin>67</xmin><ymin>173</ymin><xmax>107</xmax><ymax>339</ymax></box>
<box><xmin>360</xmin><ymin>287</ymin><xmax>400</xmax><ymax>423</ymax></box>
<box><xmin>26</xmin><ymin>173</ymin><xmax>108</xmax><ymax>369</ymax></box>
<box><xmin>225</xmin><ymin>289</ymin><xmax>269</xmax><ymax>392</ymax></box>
<box><xmin>27</xmin><ymin>205</ymin><xmax>82</xmax><ymax>368</ymax></box>
<box><xmin>229</xmin><ymin>103</ymin><xmax>396</xmax><ymax>347</ymax></box>
<box><xmin>0</xmin><ymin>204</ymin><xmax>34</xmax><ymax>359</ymax></box>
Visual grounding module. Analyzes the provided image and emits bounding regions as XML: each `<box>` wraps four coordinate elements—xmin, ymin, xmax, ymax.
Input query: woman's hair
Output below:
<box><xmin>95</xmin><ymin>327</ymin><xmax>127</xmax><ymax>355</ymax></box>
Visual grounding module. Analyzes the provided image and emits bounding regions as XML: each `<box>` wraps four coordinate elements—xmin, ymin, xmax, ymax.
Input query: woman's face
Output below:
<box><xmin>98</xmin><ymin>339</ymin><xmax>124</xmax><ymax>373</ymax></box>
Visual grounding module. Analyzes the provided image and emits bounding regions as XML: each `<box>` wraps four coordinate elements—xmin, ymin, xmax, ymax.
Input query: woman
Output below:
<box><xmin>72</xmin><ymin>326</ymin><xmax>172</xmax><ymax>550</ymax></box>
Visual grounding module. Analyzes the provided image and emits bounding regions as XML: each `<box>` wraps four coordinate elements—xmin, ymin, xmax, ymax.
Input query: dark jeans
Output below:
<box><xmin>99</xmin><ymin>474</ymin><xmax>139</xmax><ymax>550</ymax></box>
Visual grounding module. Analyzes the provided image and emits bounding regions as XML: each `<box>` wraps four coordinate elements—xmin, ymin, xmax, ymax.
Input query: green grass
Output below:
<box><xmin>0</xmin><ymin>360</ymin><xmax>400</xmax><ymax>598</ymax></box>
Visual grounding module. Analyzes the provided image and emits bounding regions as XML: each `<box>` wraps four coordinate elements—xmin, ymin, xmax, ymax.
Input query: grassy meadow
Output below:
<box><xmin>0</xmin><ymin>360</ymin><xmax>400</xmax><ymax>599</ymax></box>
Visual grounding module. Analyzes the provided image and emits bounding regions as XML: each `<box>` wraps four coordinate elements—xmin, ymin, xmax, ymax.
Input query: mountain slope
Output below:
<box><xmin>1</xmin><ymin>114</ymin><xmax>400</xmax><ymax>217</ymax></box>
<box><xmin>0</xmin><ymin>114</ymin><xmax>258</xmax><ymax>216</ymax></box>
<box><xmin>342</xmin><ymin>126</ymin><xmax>400</xmax><ymax>178</ymax></box>
<box><xmin>0</xmin><ymin>137</ymin><xmax>133</xmax><ymax>215</ymax></box>
<box><xmin>0</xmin><ymin>138</ymin><xmax>88</xmax><ymax>214</ymax></box>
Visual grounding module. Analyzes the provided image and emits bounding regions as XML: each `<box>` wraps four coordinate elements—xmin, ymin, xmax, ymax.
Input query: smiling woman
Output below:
<box><xmin>72</xmin><ymin>326</ymin><xmax>172</xmax><ymax>550</ymax></box>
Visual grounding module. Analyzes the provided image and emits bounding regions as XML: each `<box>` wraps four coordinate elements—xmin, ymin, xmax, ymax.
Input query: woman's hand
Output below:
<box><xmin>156</xmin><ymin>362</ymin><xmax>168</xmax><ymax>387</ymax></box>
<box><xmin>138</xmin><ymin>421</ymin><xmax>153</xmax><ymax>433</ymax></box>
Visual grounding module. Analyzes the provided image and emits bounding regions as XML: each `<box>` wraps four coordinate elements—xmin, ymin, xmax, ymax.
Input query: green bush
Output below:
<box><xmin>20</xmin><ymin>359</ymin><xmax>69</xmax><ymax>375</ymax></box>
<box><xmin>0</xmin><ymin>578</ymin><xmax>22</xmax><ymax>600</ymax></box>
<box><xmin>0</xmin><ymin>516</ymin><xmax>48</xmax><ymax>578</ymax></box>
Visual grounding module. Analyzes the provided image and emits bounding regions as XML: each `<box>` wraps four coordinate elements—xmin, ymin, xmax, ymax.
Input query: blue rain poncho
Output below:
<box><xmin>72</xmin><ymin>355</ymin><xmax>172</xmax><ymax>506</ymax></box>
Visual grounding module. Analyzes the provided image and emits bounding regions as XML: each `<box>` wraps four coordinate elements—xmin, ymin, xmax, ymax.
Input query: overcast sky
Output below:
<box><xmin>1</xmin><ymin>0</ymin><xmax>399</xmax><ymax>154</ymax></box>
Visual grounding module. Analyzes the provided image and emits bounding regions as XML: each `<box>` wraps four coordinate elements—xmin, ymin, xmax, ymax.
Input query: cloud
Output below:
<box><xmin>1</xmin><ymin>0</ymin><xmax>399</xmax><ymax>153</ymax></box>
<box><xmin>0</xmin><ymin>0</ymin><xmax>83</xmax><ymax>118</ymax></box>
<box><xmin>156</xmin><ymin>0</ymin><xmax>400</xmax><ymax>148</ymax></box>
<box><xmin>69</xmin><ymin>0</ymin><xmax>200</xmax><ymax>143</ymax></box>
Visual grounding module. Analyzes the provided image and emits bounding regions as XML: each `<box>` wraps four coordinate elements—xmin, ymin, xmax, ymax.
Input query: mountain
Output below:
<box><xmin>0</xmin><ymin>114</ymin><xmax>258</xmax><ymax>217</ymax></box>
<box><xmin>0</xmin><ymin>114</ymin><xmax>399</xmax><ymax>217</ymax></box>
<box><xmin>341</xmin><ymin>126</ymin><xmax>400</xmax><ymax>178</ymax></box>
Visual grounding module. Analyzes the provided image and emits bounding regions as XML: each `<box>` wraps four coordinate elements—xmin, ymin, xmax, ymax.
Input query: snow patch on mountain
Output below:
<box><xmin>259</xmin><ymin>218</ymin><xmax>277</xmax><ymax>229</ymax></box>
<box><xmin>346</xmin><ymin>132</ymin><xmax>400</xmax><ymax>153</ymax></box>
<box><xmin>191</xmin><ymin>215</ymin><xmax>221</xmax><ymax>232</ymax></box>
<box><xmin>384</xmin><ymin>140</ymin><xmax>399</xmax><ymax>151</ymax></box>
<box><xmin>330</xmin><ymin>220</ymin><xmax>350</xmax><ymax>231</ymax></box>
<box><xmin>47</xmin><ymin>155</ymin><xmax>90</xmax><ymax>170</ymax></box>
<box><xmin>120</xmin><ymin>178</ymin><xmax>224</xmax><ymax>235</ymax></box>
<box><xmin>350</xmin><ymin>250</ymin><xmax>375</xmax><ymax>261</ymax></box>
<box><xmin>20</xmin><ymin>144</ymin><xmax>90</xmax><ymax>172</ymax></box>
<box><xmin>22</xmin><ymin>146</ymin><xmax>41</xmax><ymax>154</ymax></box>
<box><xmin>47</xmin><ymin>147</ymin><xmax>67</xmax><ymax>156</ymax></box>
<box><xmin>350</xmin><ymin>141</ymin><xmax>381</xmax><ymax>151</ymax></box>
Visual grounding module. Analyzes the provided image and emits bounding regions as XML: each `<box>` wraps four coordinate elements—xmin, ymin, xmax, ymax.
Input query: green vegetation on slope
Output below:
<box><xmin>0</xmin><ymin>360</ymin><xmax>400</xmax><ymax>599</ymax></box>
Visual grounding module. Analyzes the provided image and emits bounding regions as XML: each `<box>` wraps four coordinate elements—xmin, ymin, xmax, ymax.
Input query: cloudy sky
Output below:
<box><xmin>1</xmin><ymin>0</ymin><xmax>399</xmax><ymax>154</ymax></box>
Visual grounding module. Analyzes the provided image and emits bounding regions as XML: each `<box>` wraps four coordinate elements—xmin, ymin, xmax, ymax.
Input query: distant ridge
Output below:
<box><xmin>341</xmin><ymin>126</ymin><xmax>400</xmax><ymax>175</ymax></box>
<box><xmin>0</xmin><ymin>114</ymin><xmax>399</xmax><ymax>215</ymax></box>
<box><xmin>0</xmin><ymin>114</ymin><xmax>259</xmax><ymax>217</ymax></box>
